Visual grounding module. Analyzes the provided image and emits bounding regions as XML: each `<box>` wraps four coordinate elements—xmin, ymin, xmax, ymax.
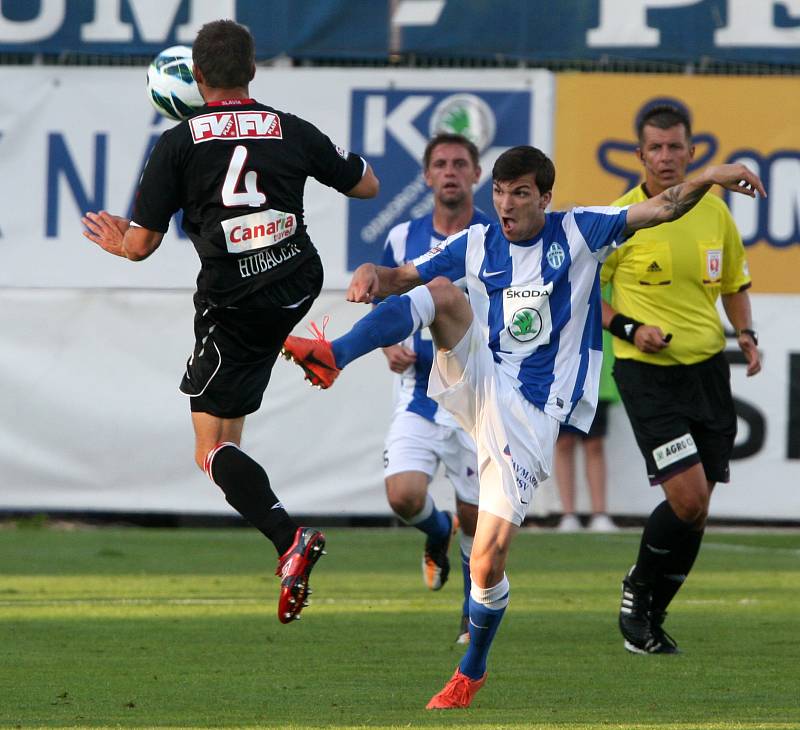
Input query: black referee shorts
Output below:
<box><xmin>613</xmin><ymin>352</ymin><xmax>737</xmax><ymax>486</ymax></box>
<box><xmin>179</xmin><ymin>255</ymin><xmax>323</xmax><ymax>419</ymax></box>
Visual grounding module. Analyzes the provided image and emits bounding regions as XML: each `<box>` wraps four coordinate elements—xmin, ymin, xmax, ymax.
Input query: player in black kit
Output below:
<box><xmin>81</xmin><ymin>20</ymin><xmax>379</xmax><ymax>623</ymax></box>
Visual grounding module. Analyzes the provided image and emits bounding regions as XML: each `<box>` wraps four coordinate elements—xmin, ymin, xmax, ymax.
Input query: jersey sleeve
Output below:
<box><xmin>132</xmin><ymin>129</ymin><xmax>185</xmax><ymax>233</ymax></box>
<box><xmin>379</xmin><ymin>240</ymin><xmax>398</xmax><ymax>268</ymax></box>
<box><xmin>599</xmin><ymin>247</ymin><xmax>620</xmax><ymax>286</ymax></box>
<box><xmin>298</xmin><ymin>117</ymin><xmax>365</xmax><ymax>194</ymax></box>
<box><xmin>380</xmin><ymin>222</ymin><xmax>408</xmax><ymax>269</ymax></box>
<box><xmin>412</xmin><ymin>229</ymin><xmax>468</xmax><ymax>283</ymax></box>
<box><xmin>568</xmin><ymin>206</ymin><xmax>630</xmax><ymax>262</ymax></box>
<box><xmin>719</xmin><ymin>206</ymin><xmax>752</xmax><ymax>294</ymax></box>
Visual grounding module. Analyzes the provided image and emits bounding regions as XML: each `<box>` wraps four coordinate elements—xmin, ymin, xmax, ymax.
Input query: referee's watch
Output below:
<box><xmin>736</xmin><ymin>328</ymin><xmax>758</xmax><ymax>346</ymax></box>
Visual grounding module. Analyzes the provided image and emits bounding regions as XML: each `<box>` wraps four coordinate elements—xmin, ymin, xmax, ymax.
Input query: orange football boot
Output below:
<box><xmin>426</xmin><ymin>667</ymin><xmax>487</xmax><ymax>710</ymax></box>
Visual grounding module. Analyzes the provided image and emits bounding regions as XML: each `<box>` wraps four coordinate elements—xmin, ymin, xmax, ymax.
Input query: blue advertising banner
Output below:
<box><xmin>0</xmin><ymin>0</ymin><xmax>387</xmax><ymax>57</ymax></box>
<box><xmin>1</xmin><ymin>0</ymin><xmax>798</xmax><ymax>65</ymax></box>
<box><xmin>399</xmin><ymin>0</ymin><xmax>800</xmax><ymax>64</ymax></box>
<box><xmin>346</xmin><ymin>88</ymin><xmax>531</xmax><ymax>269</ymax></box>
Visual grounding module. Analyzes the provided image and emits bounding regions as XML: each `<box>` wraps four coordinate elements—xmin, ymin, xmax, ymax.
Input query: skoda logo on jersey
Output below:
<box><xmin>429</xmin><ymin>94</ymin><xmax>496</xmax><ymax>152</ymax></box>
<box><xmin>546</xmin><ymin>242</ymin><xmax>565</xmax><ymax>269</ymax></box>
<box><xmin>508</xmin><ymin>307</ymin><xmax>543</xmax><ymax>343</ymax></box>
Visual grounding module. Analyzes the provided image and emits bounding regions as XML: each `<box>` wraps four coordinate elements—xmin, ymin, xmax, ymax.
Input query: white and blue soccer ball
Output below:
<box><xmin>146</xmin><ymin>45</ymin><xmax>204</xmax><ymax>121</ymax></box>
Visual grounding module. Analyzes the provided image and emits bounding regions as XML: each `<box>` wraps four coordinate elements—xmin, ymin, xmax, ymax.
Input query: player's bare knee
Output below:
<box><xmin>388</xmin><ymin>493</ymin><xmax>422</xmax><ymax>520</ymax></box>
<box><xmin>470</xmin><ymin>552</ymin><xmax>506</xmax><ymax>587</ymax></box>
<box><xmin>468</xmin><ymin>552</ymin><xmax>490</xmax><ymax>585</ymax></box>
<box><xmin>427</xmin><ymin>276</ymin><xmax>462</xmax><ymax>311</ymax></box>
<box><xmin>385</xmin><ymin>483</ymin><xmax>424</xmax><ymax>519</ymax></box>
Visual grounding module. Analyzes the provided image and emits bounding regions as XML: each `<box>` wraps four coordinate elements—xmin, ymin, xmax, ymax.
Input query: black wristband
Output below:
<box><xmin>736</xmin><ymin>328</ymin><xmax>758</xmax><ymax>346</ymax></box>
<box><xmin>608</xmin><ymin>313</ymin><xmax>644</xmax><ymax>343</ymax></box>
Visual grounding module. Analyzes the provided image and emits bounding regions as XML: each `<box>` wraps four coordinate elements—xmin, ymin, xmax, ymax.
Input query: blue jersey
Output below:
<box><xmin>382</xmin><ymin>209</ymin><xmax>493</xmax><ymax>425</ymax></box>
<box><xmin>413</xmin><ymin>207</ymin><xmax>629</xmax><ymax>433</ymax></box>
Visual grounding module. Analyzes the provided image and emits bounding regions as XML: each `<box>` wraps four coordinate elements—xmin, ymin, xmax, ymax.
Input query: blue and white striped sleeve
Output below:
<box><xmin>379</xmin><ymin>238</ymin><xmax>398</xmax><ymax>268</ymax></box>
<box><xmin>412</xmin><ymin>229</ymin><xmax>468</xmax><ymax>283</ymax></box>
<box><xmin>381</xmin><ymin>221</ymin><xmax>409</xmax><ymax>268</ymax></box>
<box><xmin>570</xmin><ymin>206</ymin><xmax>630</xmax><ymax>262</ymax></box>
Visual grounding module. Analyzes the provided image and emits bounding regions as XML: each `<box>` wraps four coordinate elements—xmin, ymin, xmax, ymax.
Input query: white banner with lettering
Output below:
<box><xmin>0</xmin><ymin>289</ymin><xmax>797</xmax><ymax>520</ymax></box>
<box><xmin>0</xmin><ymin>66</ymin><xmax>553</xmax><ymax>291</ymax></box>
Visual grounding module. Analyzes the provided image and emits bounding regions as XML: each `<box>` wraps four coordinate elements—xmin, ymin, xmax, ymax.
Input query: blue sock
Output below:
<box><xmin>459</xmin><ymin>578</ymin><xmax>509</xmax><ymax>679</ymax></box>
<box><xmin>460</xmin><ymin>549</ymin><xmax>471</xmax><ymax>617</ymax></box>
<box><xmin>331</xmin><ymin>295</ymin><xmax>415</xmax><ymax>369</ymax></box>
<box><xmin>413</xmin><ymin>505</ymin><xmax>451</xmax><ymax>545</ymax></box>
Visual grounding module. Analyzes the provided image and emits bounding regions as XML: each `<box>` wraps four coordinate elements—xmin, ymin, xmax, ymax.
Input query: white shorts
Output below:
<box><xmin>384</xmin><ymin>410</ymin><xmax>480</xmax><ymax>506</ymax></box>
<box><xmin>428</xmin><ymin>319</ymin><xmax>560</xmax><ymax>526</ymax></box>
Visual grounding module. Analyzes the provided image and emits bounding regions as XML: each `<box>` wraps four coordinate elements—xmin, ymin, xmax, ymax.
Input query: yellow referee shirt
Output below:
<box><xmin>600</xmin><ymin>185</ymin><xmax>751</xmax><ymax>366</ymax></box>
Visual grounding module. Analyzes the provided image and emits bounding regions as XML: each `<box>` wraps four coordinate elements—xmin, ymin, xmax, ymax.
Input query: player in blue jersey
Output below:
<box><xmin>283</xmin><ymin>146</ymin><xmax>764</xmax><ymax>709</ymax></box>
<box><xmin>379</xmin><ymin>134</ymin><xmax>491</xmax><ymax>644</ymax></box>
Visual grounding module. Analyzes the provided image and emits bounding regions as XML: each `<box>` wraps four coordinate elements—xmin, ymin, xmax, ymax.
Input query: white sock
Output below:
<box><xmin>405</xmin><ymin>285</ymin><xmax>435</xmax><ymax>331</ymax></box>
<box><xmin>471</xmin><ymin>573</ymin><xmax>510</xmax><ymax>610</ymax></box>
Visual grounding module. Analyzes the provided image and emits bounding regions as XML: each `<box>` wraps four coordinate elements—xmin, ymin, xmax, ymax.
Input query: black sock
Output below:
<box><xmin>651</xmin><ymin>528</ymin><xmax>705</xmax><ymax>613</ymax></box>
<box><xmin>631</xmin><ymin>500</ymin><xmax>693</xmax><ymax>585</ymax></box>
<box><xmin>208</xmin><ymin>444</ymin><xmax>297</xmax><ymax>555</ymax></box>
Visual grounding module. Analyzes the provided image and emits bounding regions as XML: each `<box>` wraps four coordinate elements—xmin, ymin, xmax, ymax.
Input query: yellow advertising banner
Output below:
<box><xmin>553</xmin><ymin>73</ymin><xmax>800</xmax><ymax>293</ymax></box>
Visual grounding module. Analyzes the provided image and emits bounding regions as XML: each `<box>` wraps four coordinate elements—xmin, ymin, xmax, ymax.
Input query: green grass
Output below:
<box><xmin>0</xmin><ymin>526</ymin><xmax>797</xmax><ymax>729</ymax></box>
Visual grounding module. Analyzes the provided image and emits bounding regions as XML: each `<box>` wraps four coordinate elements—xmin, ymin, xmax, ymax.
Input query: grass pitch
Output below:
<box><xmin>0</xmin><ymin>525</ymin><xmax>797</xmax><ymax>729</ymax></box>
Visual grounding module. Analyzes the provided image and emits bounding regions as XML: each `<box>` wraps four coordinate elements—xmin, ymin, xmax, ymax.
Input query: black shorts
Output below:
<box><xmin>179</xmin><ymin>254</ymin><xmax>323</xmax><ymax>418</ymax></box>
<box><xmin>559</xmin><ymin>400</ymin><xmax>610</xmax><ymax>440</ymax></box>
<box><xmin>613</xmin><ymin>352</ymin><xmax>736</xmax><ymax>485</ymax></box>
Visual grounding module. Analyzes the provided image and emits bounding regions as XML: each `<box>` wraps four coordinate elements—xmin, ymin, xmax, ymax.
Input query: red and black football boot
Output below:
<box><xmin>275</xmin><ymin>527</ymin><xmax>326</xmax><ymax>623</ymax></box>
<box><xmin>282</xmin><ymin>319</ymin><xmax>340</xmax><ymax>389</ymax></box>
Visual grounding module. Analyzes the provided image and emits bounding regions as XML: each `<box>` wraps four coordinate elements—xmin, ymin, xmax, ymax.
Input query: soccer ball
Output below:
<box><xmin>146</xmin><ymin>45</ymin><xmax>204</xmax><ymax>121</ymax></box>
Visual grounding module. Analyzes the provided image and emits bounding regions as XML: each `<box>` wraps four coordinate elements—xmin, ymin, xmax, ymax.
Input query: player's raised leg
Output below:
<box><xmin>284</xmin><ymin>275</ymin><xmax>472</xmax><ymax>382</ymax></box>
<box><xmin>193</xmin><ymin>412</ymin><xmax>325</xmax><ymax>623</ymax></box>
<box><xmin>282</xmin><ymin>284</ymin><xmax>438</xmax><ymax>387</ymax></box>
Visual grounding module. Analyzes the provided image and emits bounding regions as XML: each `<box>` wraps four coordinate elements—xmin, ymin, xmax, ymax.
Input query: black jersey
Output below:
<box><xmin>133</xmin><ymin>98</ymin><xmax>364</xmax><ymax>305</ymax></box>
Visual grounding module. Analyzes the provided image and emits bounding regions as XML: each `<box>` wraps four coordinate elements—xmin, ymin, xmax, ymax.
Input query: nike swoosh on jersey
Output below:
<box><xmin>482</xmin><ymin>269</ymin><xmax>506</xmax><ymax>277</ymax></box>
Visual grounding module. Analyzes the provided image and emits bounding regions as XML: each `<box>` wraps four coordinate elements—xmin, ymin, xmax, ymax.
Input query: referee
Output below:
<box><xmin>601</xmin><ymin>104</ymin><xmax>761</xmax><ymax>654</ymax></box>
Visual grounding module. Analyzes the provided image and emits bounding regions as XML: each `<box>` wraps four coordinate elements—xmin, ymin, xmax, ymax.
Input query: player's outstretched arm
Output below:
<box><xmin>82</xmin><ymin>211</ymin><xmax>163</xmax><ymax>261</ymax></box>
<box><xmin>624</xmin><ymin>163</ymin><xmax>766</xmax><ymax>235</ymax></box>
<box><xmin>347</xmin><ymin>262</ymin><xmax>421</xmax><ymax>303</ymax></box>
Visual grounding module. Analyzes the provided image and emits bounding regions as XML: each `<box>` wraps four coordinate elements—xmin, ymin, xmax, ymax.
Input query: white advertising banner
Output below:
<box><xmin>0</xmin><ymin>67</ymin><xmax>797</xmax><ymax>521</ymax></box>
<box><xmin>0</xmin><ymin>66</ymin><xmax>553</xmax><ymax>291</ymax></box>
<box><xmin>0</xmin><ymin>288</ymin><xmax>797</xmax><ymax>520</ymax></box>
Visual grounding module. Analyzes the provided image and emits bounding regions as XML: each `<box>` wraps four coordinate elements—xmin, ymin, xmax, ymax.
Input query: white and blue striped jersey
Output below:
<box><xmin>381</xmin><ymin>210</ymin><xmax>493</xmax><ymax>426</ymax></box>
<box><xmin>413</xmin><ymin>207</ymin><xmax>629</xmax><ymax>433</ymax></box>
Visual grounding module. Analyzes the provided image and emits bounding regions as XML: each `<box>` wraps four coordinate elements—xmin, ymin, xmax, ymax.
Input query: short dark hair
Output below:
<box><xmin>492</xmin><ymin>146</ymin><xmax>555</xmax><ymax>195</ymax></box>
<box><xmin>423</xmin><ymin>133</ymin><xmax>480</xmax><ymax>170</ymax></box>
<box><xmin>193</xmin><ymin>19</ymin><xmax>255</xmax><ymax>89</ymax></box>
<box><xmin>636</xmin><ymin>104</ymin><xmax>692</xmax><ymax>143</ymax></box>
